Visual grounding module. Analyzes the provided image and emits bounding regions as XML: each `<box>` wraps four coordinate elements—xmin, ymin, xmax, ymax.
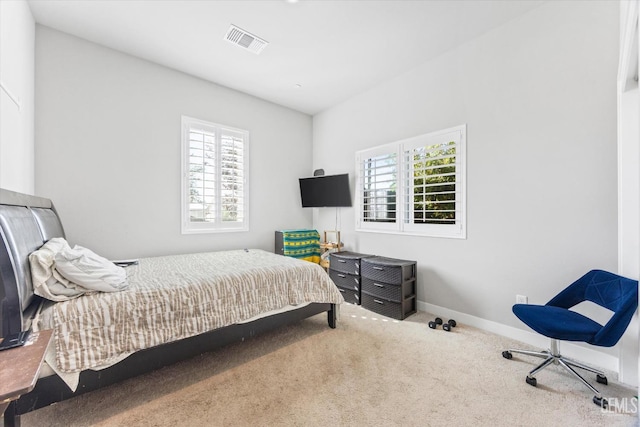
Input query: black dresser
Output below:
<box><xmin>328</xmin><ymin>251</ymin><xmax>373</xmax><ymax>305</ymax></box>
<box><xmin>360</xmin><ymin>256</ymin><xmax>417</xmax><ymax>320</ymax></box>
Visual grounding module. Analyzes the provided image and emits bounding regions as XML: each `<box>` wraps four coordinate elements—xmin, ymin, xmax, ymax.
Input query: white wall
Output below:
<box><xmin>313</xmin><ymin>1</ymin><xmax>620</xmax><ymax>355</ymax></box>
<box><xmin>617</xmin><ymin>0</ymin><xmax>640</xmax><ymax>389</ymax></box>
<box><xmin>0</xmin><ymin>0</ymin><xmax>35</xmax><ymax>194</ymax></box>
<box><xmin>35</xmin><ymin>26</ymin><xmax>313</xmax><ymax>259</ymax></box>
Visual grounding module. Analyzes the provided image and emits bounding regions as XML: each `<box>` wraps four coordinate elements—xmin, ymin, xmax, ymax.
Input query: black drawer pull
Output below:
<box><xmin>337</xmin><ymin>274</ymin><xmax>346</xmax><ymax>278</ymax></box>
<box><xmin>373</xmin><ymin>266</ymin><xmax>384</xmax><ymax>271</ymax></box>
<box><xmin>338</xmin><ymin>260</ymin><xmax>346</xmax><ymax>263</ymax></box>
<box><xmin>374</xmin><ymin>283</ymin><xmax>384</xmax><ymax>288</ymax></box>
<box><xmin>374</xmin><ymin>299</ymin><xmax>385</xmax><ymax>305</ymax></box>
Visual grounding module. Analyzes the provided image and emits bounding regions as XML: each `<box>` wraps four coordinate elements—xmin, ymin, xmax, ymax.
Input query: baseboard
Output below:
<box><xmin>417</xmin><ymin>301</ymin><xmax>619</xmax><ymax>374</ymax></box>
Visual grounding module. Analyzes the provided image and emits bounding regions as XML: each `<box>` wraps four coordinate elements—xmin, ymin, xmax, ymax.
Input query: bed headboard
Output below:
<box><xmin>0</xmin><ymin>188</ymin><xmax>65</xmax><ymax>337</ymax></box>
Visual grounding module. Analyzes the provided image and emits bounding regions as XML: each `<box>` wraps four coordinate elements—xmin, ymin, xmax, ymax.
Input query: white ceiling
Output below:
<box><xmin>27</xmin><ymin>0</ymin><xmax>545</xmax><ymax>115</ymax></box>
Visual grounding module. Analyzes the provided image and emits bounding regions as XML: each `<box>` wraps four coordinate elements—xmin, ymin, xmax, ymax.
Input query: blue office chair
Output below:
<box><xmin>502</xmin><ymin>270</ymin><xmax>638</xmax><ymax>408</ymax></box>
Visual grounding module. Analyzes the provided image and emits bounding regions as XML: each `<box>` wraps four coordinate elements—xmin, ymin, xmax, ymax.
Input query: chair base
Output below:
<box><xmin>502</xmin><ymin>339</ymin><xmax>608</xmax><ymax>408</ymax></box>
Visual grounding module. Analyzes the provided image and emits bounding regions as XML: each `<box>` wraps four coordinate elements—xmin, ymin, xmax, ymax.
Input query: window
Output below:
<box><xmin>181</xmin><ymin>116</ymin><xmax>249</xmax><ymax>233</ymax></box>
<box><xmin>356</xmin><ymin>125</ymin><xmax>466</xmax><ymax>239</ymax></box>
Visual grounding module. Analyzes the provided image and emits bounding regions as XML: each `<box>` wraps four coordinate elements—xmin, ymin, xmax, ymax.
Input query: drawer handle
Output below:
<box><xmin>373</xmin><ymin>266</ymin><xmax>384</xmax><ymax>271</ymax></box>
<box><xmin>374</xmin><ymin>299</ymin><xmax>385</xmax><ymax>305</ymax></box>
<box><xmin>374</xmin><ymin>283</ymin><xmax>384</xmax><ymax>288</ymax></box>
<box><xmin>338</xmin><ymin>260</ymin><xmax>346</xmax><ymax>263</ymax></box>
<box><xmin>338</xmin><ymin>288</ymin><xmax>345</xmax><ymax>293</ymax></box>
<box><xmin>354</xmin><ymin>278</ymin><xmax>359</xmax><ymax>284</ymax></box>
<box><xmin>337</xmin><ymin>274</ymin><xmax>346</xmax><ymax>278</ymax></box>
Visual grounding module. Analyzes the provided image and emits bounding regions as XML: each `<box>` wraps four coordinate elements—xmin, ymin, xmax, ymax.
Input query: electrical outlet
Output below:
<box><xmin>516</xmin><ymin>295</ymin><xmax>528</xmax><ymax>304</ymax></box>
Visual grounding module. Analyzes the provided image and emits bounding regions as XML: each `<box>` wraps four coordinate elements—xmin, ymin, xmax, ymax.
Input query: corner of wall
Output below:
<box><xmin>0</xmin><ymin>0</ymin><xmax>35</xmax><ymax>194</ymax></box>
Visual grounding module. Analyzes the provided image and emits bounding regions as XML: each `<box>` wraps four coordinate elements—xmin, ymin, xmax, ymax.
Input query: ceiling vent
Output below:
<box><xmin>224</xmin><ymin>25</ymin><xmax>268</xmax><ymax>55</ymax></box>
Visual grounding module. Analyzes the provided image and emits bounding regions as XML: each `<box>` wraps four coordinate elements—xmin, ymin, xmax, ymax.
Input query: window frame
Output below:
<box><xmin>181</xmin><ymin>115</ymin><xmax>250</xmax><ymax>234</ymax></box>
<box><xmin>355</xmin><ymin>124</ymin><xmax>466</xmax><ymax>239</ymax></box>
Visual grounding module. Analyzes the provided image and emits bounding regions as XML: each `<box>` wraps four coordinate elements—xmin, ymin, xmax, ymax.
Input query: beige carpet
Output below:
<box><xmin>14</xmin><ymin>304</ymin><xmax>639</xmax><ymax>427</ymax></box>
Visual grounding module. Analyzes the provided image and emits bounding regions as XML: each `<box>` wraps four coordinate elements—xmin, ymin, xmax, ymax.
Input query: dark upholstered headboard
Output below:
<box><xmin>0</xmin><ymin>188</ymin><xmax>65</xmax><ymax>337</ymax></box>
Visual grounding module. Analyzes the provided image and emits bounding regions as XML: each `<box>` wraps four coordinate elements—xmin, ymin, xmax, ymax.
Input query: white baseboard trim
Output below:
<box><xmin>417</xmin><ymin>301</ymin><xmax>619</xmax><ymax>374</ymax></box>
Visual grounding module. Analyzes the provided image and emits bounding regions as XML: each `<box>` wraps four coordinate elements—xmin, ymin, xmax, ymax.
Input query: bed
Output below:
<box><xmin>0</xmin><ymin>188</ymin><xmax>342</xmax><ymax>426</ymax></box>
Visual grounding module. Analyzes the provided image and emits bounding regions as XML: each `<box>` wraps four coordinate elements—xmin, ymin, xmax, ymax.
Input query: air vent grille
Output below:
<box><xmin>224</xmin><ymin>25</ymin><xmax>268</xmax><ymax>54</ymax></box>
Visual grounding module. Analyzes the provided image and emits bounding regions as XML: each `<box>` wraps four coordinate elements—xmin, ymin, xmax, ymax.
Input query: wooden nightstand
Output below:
<box><xmin>320</xmin><ymin>230</ymin><xmax>343</xmax><ymax>269</ymax></box>
<box><xmin>0</xmin><ymin>330</ymin><xmax>52</xmax><ymax>416</ymax></box>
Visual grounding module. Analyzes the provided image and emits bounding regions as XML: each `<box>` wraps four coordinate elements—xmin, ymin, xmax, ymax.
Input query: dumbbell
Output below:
<box><xmin>442</xmin><ymin>319</ymin><xmax>457</xmax><ymax>332</ymax></box>
<box><xmin>428</xmin><ymin>317</ymin><xmax>443</xmax><ymax>329</ymax></box>
<box><xmin>428</xmin><ymin>318</ymin><xmax>457</xmax><ymax>331</ymax></box>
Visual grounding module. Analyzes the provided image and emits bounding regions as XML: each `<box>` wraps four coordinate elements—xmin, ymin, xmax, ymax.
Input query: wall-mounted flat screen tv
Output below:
<box><xmin>299</xmin><ymin>173</ymin><xmax>352</xmax><ymax>207</ymax></box>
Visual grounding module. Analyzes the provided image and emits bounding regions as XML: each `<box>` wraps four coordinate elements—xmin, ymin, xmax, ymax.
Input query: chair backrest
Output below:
<box><xmin>584</xmin><ymin>270</ymin><xmax>637</xmax><ymax>311</ymax></box>
<box><xmin>547</xmin><ymin>270</ymin><xmax>638</xmax><ymax>347</ymax></box>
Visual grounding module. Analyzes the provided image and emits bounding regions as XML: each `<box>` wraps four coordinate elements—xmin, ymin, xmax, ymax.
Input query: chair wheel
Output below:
<box><xmin>435</xmin><ymin>317</ymin><xmax>443</xmax><ymax>325</ymax></box>
<box><xmin>593</xmin><ymin>395</ymin><xmax>608</xmax><ymax>408</ymax></box>
<box><xmin>526</xmin><ymin>376</ymin><xmax>537</xmax><ymax>387</ymax></box>
<box><xmin>502</xmin><ymin>351</ymin><xmax>512</xmax><ymax>359</ymax></box>
<box><xmin>596</xmin><ymin>374</ymin><xmax>608</xmax><ymax>385</ymax></box>
<box><xmin>428</xmin><ymin>321</ymin><xmax>437</xmax><ymax>329</ymax></box>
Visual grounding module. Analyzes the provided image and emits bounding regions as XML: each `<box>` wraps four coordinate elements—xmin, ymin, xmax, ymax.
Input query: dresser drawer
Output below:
<box><xmin>329</xmin><ymin>269</ymin><xmax>360</xmax><ymax>291</ymax></box>
<box><xmin>361</xmin><ymin>257</ymin><xmax>416</xmax><ymax>284</ymax></box>
<box><xmin>361</xmin><ymin>277</ymin><xmax>415</xmax><ymax>302</ymax></box>
<box><xmin>361</xmin><ymin>293</ymin><xmax>415</xmax><ymax>320</ymax></box>
<box><xmin>330</xmin><ymin>251</ymin><xmax>374</xmax><ymax>275</ymax></box>
<box><xmin>336</xmin><ymin>287</ymin><xmax>360</xmax><ymax>305</ymax></box>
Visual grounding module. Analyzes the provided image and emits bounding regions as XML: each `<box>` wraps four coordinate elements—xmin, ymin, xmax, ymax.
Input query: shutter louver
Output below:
<box><xmin>360</xmin><ymin>153</ymin><xmax>397</xmax><ymax>223</ymax></box>
<box><xmin>406</xmin><ymin>139</ymin><xmax>458</xmax><ymax>225</ymax></box>
<box><xmin>220</xmin><ymin>131</ymin><xmax>245</xmax><ymax>223</ymax></box>
<box><xmin>188</xmin><ymin>128</ymin><xmax>217</xmax><ymax>223</ymax></box>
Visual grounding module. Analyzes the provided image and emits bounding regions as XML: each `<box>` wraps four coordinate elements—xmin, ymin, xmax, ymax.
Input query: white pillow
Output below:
<box><xmin>30</xmin><ymin>237</ymin><xmax>85</xmax><ymax>301</ymax></box>
<box><xmin>54</xmin><ymin>245</ymin><xmax>129</xmax><ymax>293</ymax></box>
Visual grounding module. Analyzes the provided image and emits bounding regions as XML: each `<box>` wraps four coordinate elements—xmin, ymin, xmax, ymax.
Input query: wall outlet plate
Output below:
<box><xmin>516</xmin><ymin>295</ymin><xmax>528</xmax><ymax>304</ymax></box>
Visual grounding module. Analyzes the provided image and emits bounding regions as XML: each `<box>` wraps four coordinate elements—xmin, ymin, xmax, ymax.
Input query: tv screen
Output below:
<box><xmin>299</xmin><ymin>173</ymin><xmax>352</xmax><ymax>207</ymax></box>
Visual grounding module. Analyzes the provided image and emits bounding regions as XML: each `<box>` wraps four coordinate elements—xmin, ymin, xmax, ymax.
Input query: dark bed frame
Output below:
<box><xmin>0</xmin><ymin>188</ymin><xmax>337</xmax><ymax>427</ymax></box>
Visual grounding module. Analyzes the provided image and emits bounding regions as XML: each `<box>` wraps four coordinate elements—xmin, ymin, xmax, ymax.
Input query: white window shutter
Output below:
<box><xmin>181</xmin><ymin>116</ymin><xmax>249</xmax><ymax>234</ymax></box>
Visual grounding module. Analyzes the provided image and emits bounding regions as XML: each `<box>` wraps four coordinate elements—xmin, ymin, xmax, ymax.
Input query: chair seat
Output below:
<box><xmin>513</xmin><ymin>304</ymin><xmax>603</xmax><ymax>342</ymax></box>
